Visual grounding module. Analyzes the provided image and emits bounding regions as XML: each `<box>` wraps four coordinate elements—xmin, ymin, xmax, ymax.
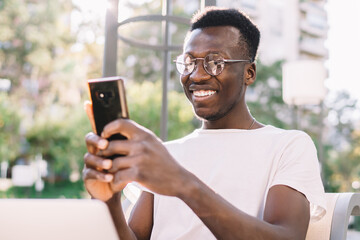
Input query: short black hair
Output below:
<box><xmin>191</xmin><ymin>7</ymin><xmax>260</xmax><ymax>62</ymax></box>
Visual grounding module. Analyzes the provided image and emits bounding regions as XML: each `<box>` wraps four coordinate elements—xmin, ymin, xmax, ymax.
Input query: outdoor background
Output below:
<box><xmin>0</xmin><ymin>0</ymin><xmax>359</xmax><ymax>230</ymax></box>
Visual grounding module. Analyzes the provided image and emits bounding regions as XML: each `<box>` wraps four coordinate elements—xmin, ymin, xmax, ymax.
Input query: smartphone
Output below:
<box><xmin>88</xmin><ymin>76</ymin><xmax>129</xmax><ymax>142</ymax></box>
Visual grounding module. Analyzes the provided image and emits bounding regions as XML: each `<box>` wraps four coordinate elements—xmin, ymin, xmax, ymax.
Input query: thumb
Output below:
<box><xmin>84</xmin><ymin>100</ymin><xmax>96</xmax><ymax>133</ymax></box>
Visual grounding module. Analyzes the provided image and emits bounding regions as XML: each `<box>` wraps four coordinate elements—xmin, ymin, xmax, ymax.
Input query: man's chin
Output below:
<box><xmin>194</xmin><ymin>110</ymin><xmax>223</xmax><ymax>122</ymax></box>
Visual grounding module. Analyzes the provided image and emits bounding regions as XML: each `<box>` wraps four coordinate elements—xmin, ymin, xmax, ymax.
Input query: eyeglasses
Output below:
<box><xmin>173</xmin><ymin>53</ymin><xmax>250</xmax><ymax>76</ymax></box>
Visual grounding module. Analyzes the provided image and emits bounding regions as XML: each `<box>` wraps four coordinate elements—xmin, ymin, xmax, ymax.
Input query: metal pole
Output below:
<box><xmin>201</xmin><ymin>0</ymin><xmax>216</xmax><ymax>9</ymax></box>
<box><xmin>103</xmin><ymin>0</ymin><xmax>119</xmax><ymax>77</ymax></box>
<box><xmin>160</xmin><ymin>0</ymin><xmax>172</xmax><ymax>141</ymax></box>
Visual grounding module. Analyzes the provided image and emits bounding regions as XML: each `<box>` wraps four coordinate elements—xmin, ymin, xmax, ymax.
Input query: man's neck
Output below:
<box><xmin>201</xmin><ymin>106</ymin><xmax>254</xmax><ymax>130</ymax></box>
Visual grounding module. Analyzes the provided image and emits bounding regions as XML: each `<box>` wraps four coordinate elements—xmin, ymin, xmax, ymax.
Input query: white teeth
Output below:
<box><xmin>193</xmin><ymin>90</ymin><xmax>216</xmax><ymax>97</ymax></box>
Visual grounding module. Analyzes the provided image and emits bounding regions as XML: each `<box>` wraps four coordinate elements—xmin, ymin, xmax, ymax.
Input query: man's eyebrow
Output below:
<box><xmin>183</xmin><ymin>50</ymin><xmax>225</xmax><ymax>57</ymax></box>
<box><xmin>183</xmin><ymin>52</ymin><xmax>194</xmax><ymax>57</ymax></box>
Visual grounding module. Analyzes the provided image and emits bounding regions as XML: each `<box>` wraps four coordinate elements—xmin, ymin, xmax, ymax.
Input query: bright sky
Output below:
<box><xmin>326</xmin><ymin>0</ymin><xmax>360</xmax><ymax>102</ymax></box>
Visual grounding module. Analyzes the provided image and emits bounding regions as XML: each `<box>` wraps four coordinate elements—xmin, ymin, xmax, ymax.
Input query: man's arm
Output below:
<box><xmin>105</xmin><ymin>191</ymin><xmax>154</xmax><ymax>240</ymax></box>
<box><xmin>128</xmin><ymin>191</ymin><xmax>154</xmax><ymax>240</ymax></box>
<box><xmin>177</xmin><ymin>179</ymin><xmax>309</xmax><ymax>240</ymax></box>
<box><xmin>123</xmin><ymin>175</ymin><xmax>309</xmax><ymax>240</ymax></box>
<box><xmin>264</xmin><ymin>185</ymin><xmax>310</xmax><ymax>239</ymax></box>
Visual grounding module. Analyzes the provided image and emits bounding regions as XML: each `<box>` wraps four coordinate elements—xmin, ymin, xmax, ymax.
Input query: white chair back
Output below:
<box><xmin>306</xmin><ymin>193</ymin><xmax>360</xmax><ymax>240</ymax></box>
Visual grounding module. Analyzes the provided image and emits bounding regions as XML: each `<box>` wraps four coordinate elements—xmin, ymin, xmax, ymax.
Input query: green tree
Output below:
<box><xmin>26</xmin><ymin>103</ymin><xmax>90</xmax><ymax>180</ymax></box>
<box><xmin>24</xmin><ymin>80</ymin><xmax>195</xmax><ymax>180</ymax></box>
<box><xmin>0</xmin><ymin>0</ymin><xmax>74</xmax><ymax>88</ymax></box>
<box><xmin>126</xmin><ymin>80</ymin><xmax>196</xmax><ymax>140</ymax></box>
<box><xmin>0</xmin><ymin>92</ymin><xmax>22</xmax><ymax>163</ymax></box>
<box><xmin>247</xmin><ymin>60</ymin><xmax>292</xmax><ymax>128</ymax></box>
<box><xmin>0</xmin><ymin>0</ymin><xmax>91</xmax><ymax>181</ymax></box>
<box><xmin>323</xmin><ymin>91</ymin><xmax>359</xmax><ymax>192</ymax></box>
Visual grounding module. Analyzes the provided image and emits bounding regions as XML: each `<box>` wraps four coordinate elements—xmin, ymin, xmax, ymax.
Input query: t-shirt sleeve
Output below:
<box><xmin>270</xmin><ymin>131</ymin><xmax>326</xmax><ymax>221</ymax></box>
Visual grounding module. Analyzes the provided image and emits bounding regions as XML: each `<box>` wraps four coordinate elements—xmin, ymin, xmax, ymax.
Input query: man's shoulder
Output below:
<box><xmin>164</xmin><ymin>130</ymin><xmax>198</xmax><ymax>147</ymax></box>
<box><xmin>264</xmin><ymin>125</ymin><xmax>310</xmax><ymax>138</ymax></box>
<box><xmin>264</xmin><ymin>125</ymin><xmax>315</xmax><ymax>149</ymax></box>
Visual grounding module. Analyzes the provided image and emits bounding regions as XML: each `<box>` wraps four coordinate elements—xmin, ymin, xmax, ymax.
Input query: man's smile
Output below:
<box><xmin>192</xmin><ymin>90</ymin><xmax>217</xmax><ymax>97</ymax></box>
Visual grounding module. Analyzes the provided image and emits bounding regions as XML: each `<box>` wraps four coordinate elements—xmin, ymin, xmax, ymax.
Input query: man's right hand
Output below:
<box><xmin>83</xmin><ymin>132</ymin><xmax>143</xmax><ymax>240</ymax></box>
<box><xmin>83</xmin><ymin>101</ymin><xmax>127</xmax><ymax>202</ymax></box>
<box><xmin>83</xmin><ymin>132</ymin><xmax>109</xmax><ymax>201</ymax></box>
<box><xmin>83</xmin><ymin>132</ymin><xmax>129</xmax><ymax>201</ymax></box>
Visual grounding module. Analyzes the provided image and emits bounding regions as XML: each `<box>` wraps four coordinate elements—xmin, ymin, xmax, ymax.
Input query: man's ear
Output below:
<box><xmin>244</xmin><ymin>63</ymin><xmax>256</xmax><ymax>86</ymax></box>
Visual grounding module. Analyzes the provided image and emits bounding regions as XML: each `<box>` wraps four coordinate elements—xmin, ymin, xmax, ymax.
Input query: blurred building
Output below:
<box><xmin>216</xmin><ymin>0</ymin><xmax>328</xmax><ymax>63</ymax></box>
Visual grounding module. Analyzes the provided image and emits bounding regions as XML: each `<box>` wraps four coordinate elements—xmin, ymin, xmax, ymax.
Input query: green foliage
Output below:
<box><xmin>127</xmin><ymin>80</ymin><xmax>196</xmax><ymax>140</ymax></box>
<box><xmin>326</xmin><ymin>131</ymin><xmax>360</xmax><ymax>192</ymax></box>
<box><xmin>350</xmin><ymin>216</ymin><xmax>360</xmax><ymax>231</ymax></box>
<box><xmin>21</xmin><ymin>80</ymin><xmax>195</xmax><ymax>182</ymax></box>
<box><xmin>0</xmin><ymin>0</ymin><xmax>95</xmax><ymax>184</ymax></box>
<box><xmin>0</xmin><ymin>93</ymin><xmax>22</xmax><ymax>163</ymax></box>
<box><xmin>248</xmin><ymin>60</ymin><xmax>291</xmax><ymax>129</ymax></box>
<box><xmin>0</xmin><ymin>0</ymin><xmax>74</xmax><ymax>86</ymax></box>
<box><xmin>327</xmin><ymin>91</ymin><xmax>357</xmax><ymax>145</ymax></box>
<box><xmin>322</xmin><ymin>158</ymin><xmax>340</xmax><ymax>192</ymax></box>
<box><xmin>25</xmin><ymin>103</ymin><xmax>91</xmax><ymax>178</ymax></box>
<box><xmin>0</xmin><ymin>180</ymin><xmax>87</xmax><ymax>199</ymax></box>
<box><xmin>322</xmin><ymin>91</ymin><xmax>359</xmax><ymax>192</ymax></box>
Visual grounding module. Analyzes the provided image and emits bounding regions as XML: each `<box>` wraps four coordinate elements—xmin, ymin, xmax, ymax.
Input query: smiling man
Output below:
<box><xmin>83</xmin><ymin>7</ymin><xmax>326</xmax><ymax>240</ymax></box>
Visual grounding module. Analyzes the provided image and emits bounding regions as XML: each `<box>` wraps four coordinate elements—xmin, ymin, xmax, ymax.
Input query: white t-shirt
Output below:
<box><xmin>150</xmin><ymin>126</ymin><xmax>326</xmax><ymax>240</ymax></box>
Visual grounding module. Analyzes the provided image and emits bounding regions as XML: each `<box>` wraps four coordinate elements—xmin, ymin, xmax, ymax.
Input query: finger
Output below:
<box><xmin>108</xmin><ymin>155</ymin><xmax>136</xmax><ymax>173</ymax></box>
<box><xmin>102</xmin><ymin>118</ymin><xmax>153</xmax><ymax>140</ymax></box>
<box><xmin>108</xmin><ymin>168</ymin><xmax>137</xmax><ymax>192</ymax></box>
<box><xmin>112</xmin><ymin>168</ymin><xmax>137</xmax><ymax>186</ymax></box>
<box><xmin>110</xmin><ymin>180</ymin><xmax>128</xmax><ymax>193</ymax></box>
<box><xmin>85</xmin><ymin>132</ymin><xmax>109</xmax><ymax>154</ymax></box>
<box><xmin>84</xmin><ymin>100</ymin><xmax>96</xmax><ymax>134</ymax></box>
<box><xmin>82</xmin><ymin>167</ymin><xmax>114</xmax><ymax>182</ymax></box>
<box><xmin>97</xmin><ymin>139</ymin><xmax>133</xmax><ymax>157</ymax></box>
<box><xmin>84</xmin><ymin>152</ymin><xmax>112</xmax><ymax>171</ymax></box>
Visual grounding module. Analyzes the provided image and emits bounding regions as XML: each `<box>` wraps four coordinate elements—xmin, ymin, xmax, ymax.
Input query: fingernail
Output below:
<box><xmin>104</xmin><ymin>174</ymin><xmax>113</xmax><ymax>182</ymax></box>
<box><xmin>102</xmin><ymin>160</ymin><xmax>112</xmax><ymax>169</ymax></box>
<box><xmin>83</xmin><ymin>100</ymin><xmax>90</xmax><ymax>110</ymax></box>
<box><xmin>98</xmin><ymin>139</ymin><xmax>108</xmax><ymax>149</ymax></box>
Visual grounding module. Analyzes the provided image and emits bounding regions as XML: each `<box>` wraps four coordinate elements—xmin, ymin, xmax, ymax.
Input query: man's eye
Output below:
<box><xmin>208</xmin><ymin>60</ymin><xmax>219</xmax><ymax>66</ymax></box>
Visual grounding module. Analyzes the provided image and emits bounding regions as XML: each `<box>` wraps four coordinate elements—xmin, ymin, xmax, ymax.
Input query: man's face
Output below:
<box><xmin>180</xmin><ymin>26</ymin><xmax>250</xmax><ymax>121</ymax></box>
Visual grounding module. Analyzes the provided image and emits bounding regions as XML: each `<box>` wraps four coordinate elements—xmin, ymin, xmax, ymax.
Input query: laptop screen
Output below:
<box><xmin>0</xmin><ymin>199</ymin><xmax>119</xmax><ymax>240</ymax></box>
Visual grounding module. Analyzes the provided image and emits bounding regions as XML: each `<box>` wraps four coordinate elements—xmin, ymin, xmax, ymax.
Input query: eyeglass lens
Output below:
<box><xmin>175</xmin><ymin>53</ymin><xmax>225</xmax><ymax>76</ymax></box>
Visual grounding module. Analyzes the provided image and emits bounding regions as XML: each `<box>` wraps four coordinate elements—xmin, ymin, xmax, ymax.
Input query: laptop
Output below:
<box><xmin>0</xmin><ymin>198</ymin><xmax>119</xmax><ymax>240</ymax></box>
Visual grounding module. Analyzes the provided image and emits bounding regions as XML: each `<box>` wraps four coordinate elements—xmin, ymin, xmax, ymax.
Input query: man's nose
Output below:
<box><xmin>189</xmin><ymin>61</ymin><xmax>211</xmax><ymax>82</ymax></box>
